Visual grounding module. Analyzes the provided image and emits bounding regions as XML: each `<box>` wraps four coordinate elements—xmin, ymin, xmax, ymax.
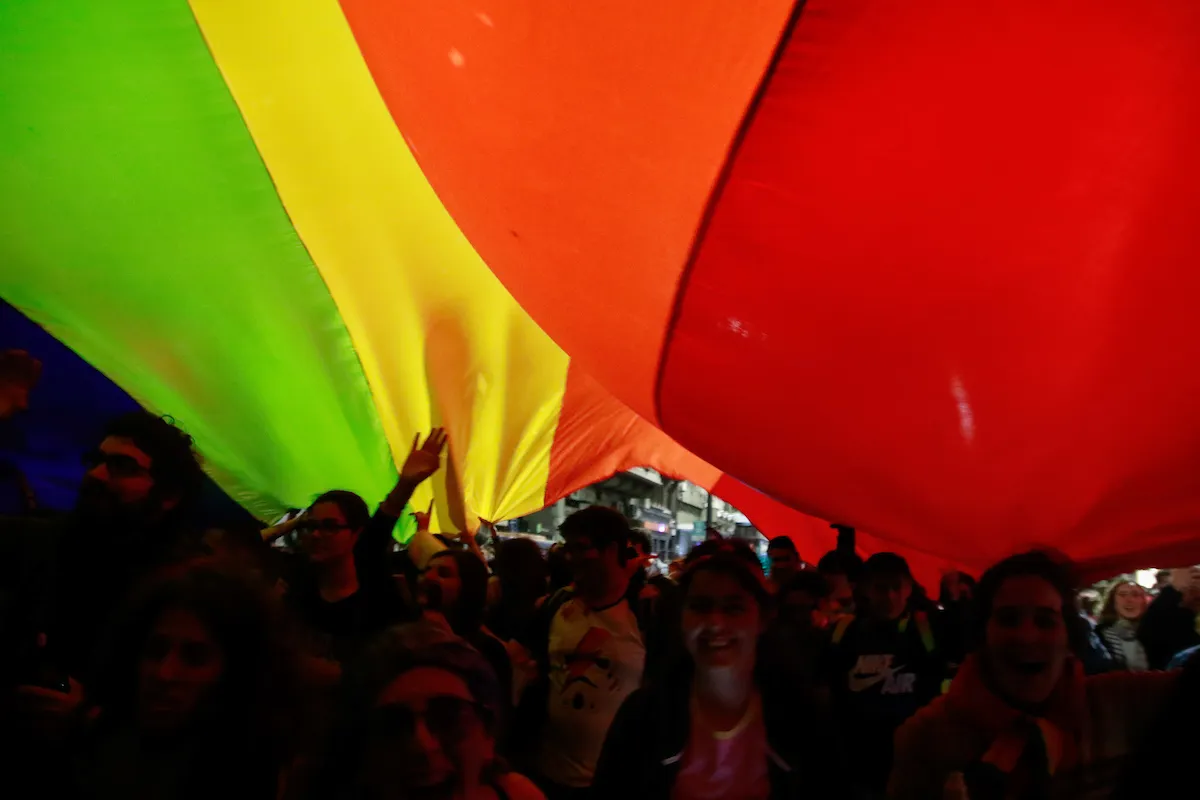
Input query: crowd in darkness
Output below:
<box><xmin>2</xmin><ymin>348</ymin><xmax>1200</xmax><ymax>799</ymax></box>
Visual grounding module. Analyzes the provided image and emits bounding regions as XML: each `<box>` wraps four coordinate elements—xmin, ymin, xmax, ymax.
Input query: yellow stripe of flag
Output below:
<box><xmin>190</xmin><ymin>0</ymin><xmax>570</xmax><ymax>529</ymax></box>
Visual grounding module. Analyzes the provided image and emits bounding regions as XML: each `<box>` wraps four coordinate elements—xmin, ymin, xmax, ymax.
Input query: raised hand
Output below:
<box><xmin>412</xmin><ymin>499</ymin><xmax>434</xmax><ymax>533</ymax></box>
<box><xmin>943</xmin><ymin>771</ymin><xmax>970</xmax><ymax>800</ymax></box>
<box><xmin>400</xmin><ymin>427</ymin><xmax>447</xmax><ymax>485</ymax></box>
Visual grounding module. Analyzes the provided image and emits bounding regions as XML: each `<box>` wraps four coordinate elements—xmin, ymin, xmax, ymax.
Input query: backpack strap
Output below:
<box><xmin>912</xmin><ymin>610</ymin><xmax>936</xmax><ymax>654</ymax></box>
<box><xmin>831</xmin><ymin>614</ymin><xmax>855</xmax><ymax>645</ymax></box>
<box><xmin>529</xmin><ymin>586</ymin><xmax>575</xmax><ymax>665</ymax></box>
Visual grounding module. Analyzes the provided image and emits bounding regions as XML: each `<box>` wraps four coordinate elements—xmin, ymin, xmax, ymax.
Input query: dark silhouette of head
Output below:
<box><xmin>0</xmin><ymin>349</ymin><xmax>40</xmax><ymax>420</ymax></box>
<box><xmin>330</xmin><ymin>622</ymin><xmax>506</xmax><ymax>799</ymax></box>
<box><xmin>559</xmin><ymin>506</ymin><xmax>636</xmax><ymax>598</ymax></box>
<box><xmin>76</xmin><ymin>412</ymin><xmax>204</xmax><ymax>525</ymax></box>
<box><xmin>420</xmin><ymin>549</ymin><xmax>490</xmax><ymax>636</ymax></box>
<box><xmin>493</xmin><ymin>536</ymin><xmax>548</xmax><ymax>612</ymax></box>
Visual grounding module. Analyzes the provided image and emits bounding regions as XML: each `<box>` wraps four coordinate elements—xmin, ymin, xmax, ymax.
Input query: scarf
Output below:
<box><xmin>944</xmin><ymin>653</ymin><xmax>1086</xmax><ymax>800</ymax></box>
<box><xmin>1101</xmin><ymin>619</ymin><xmax>1149</xmax><ymax>672</ymax></box>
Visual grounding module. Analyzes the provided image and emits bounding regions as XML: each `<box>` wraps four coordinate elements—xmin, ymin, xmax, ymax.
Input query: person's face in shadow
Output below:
<box><xmin>683</xmin><ymin>569</ymin><xmax>762</xmax><ymax>674</ymax></box>
<box><xmin>984</xmin><ymin>575</ymin><xmax>1069</xmax><ymax>709</ymax></box>
<box><xmin>364</xmin><ymin>666</ymin><xmax>493</xmax><ymax>797</ymax></box>
<box><xmin>137</xmin><ymin>608</ymin><xmax>225</xmax><ymax>733</ymax></box>
<box><xmin>301</xmin><ymin>501</ymin><xmax>359</xmax><ymax>564</ymax></box>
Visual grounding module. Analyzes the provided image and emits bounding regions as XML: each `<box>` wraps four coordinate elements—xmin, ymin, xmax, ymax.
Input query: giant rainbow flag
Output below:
<box><xmin>4</xmin><ymin>0</ymin><xmax>1200</xmax><ymax>584</ymax></box>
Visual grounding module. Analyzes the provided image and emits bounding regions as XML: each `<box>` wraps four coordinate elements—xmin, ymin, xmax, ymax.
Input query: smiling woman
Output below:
<box><xmin>890</xmin><ymin>551</ymin><xmax>1177</xmax><ymax>800</ymax></box>
<box><xmin>593</xmin><ymin>540</ymin><xmax>839</xmax><ymax>799</ymax></box>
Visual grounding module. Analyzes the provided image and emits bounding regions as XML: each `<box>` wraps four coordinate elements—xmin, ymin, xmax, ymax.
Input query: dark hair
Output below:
<box><xmin>103</xmin><ymin>411</ymin><xmax>205</xmax><ymax>500</ymax></box>
<box><xmin>817</xmin><ymin>549</ymin><xmax>864</xmax><ymax>581</ymax></box>
<box><xmin>781</xmin><ymin>570</ymin><xmax>829</xmax><ymax>600</ymax></box>
<box><xmin>546</xmin><ymin>543</ymin><xmax>573</xmax><ymax>593</ymax></box>
<box><xmin>92</xmin><ymin>560</ymin><xmax>304</xmax><ymax>762</ymax></box>
<box><xmin>201</xmin><ymin>525</ymin><xmax>287</xmax><ymax>584</ymax></box>
<box><xmin>628</xmin><ymin>529</ymin><xmax>651</xmax><ymax>555</ymax></box>
<box><xmin>493</xmin><ymin>537</ymin><xmax>548</xmax><ymax>611</ymax></box>
<box><xmin>680</xmin><ymin>539</ymin><xmax>771</xmax><ymax>609</ymax></box>
<box><xmin>862</xmin><ymin>552</ymin><xmax>913</xmax><ymax>580</ymax></box>
<box><xmin>310</xmin><ymin>489</ymin><xmax>370</xmax><ymax>531</ymax></box>
<box><xmin>560</xmin><ymin>506</ymin><xmax>634</xmax><ymax>564</ymax></box>
<box><xmin>938</xmin><ymin>571</ymin><xmax>978</xmax><ymax>606</ymax></box>
<box><xmin>970</xmin><ymin>550</ymin><xmax>1089</xmax><ymax>654</ymax></box>
<box><xmin>427</xmin><ymin>549</ymin><xmax>489</xmax><ymax>636</ymax></box>
<box><xmin>767</xmin><ymin>536</ymin><xmax>797</xmax><ymax>554</ymax></box>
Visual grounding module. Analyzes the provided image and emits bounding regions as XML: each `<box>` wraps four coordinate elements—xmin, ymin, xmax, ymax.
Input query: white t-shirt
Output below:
<box><xmin>536</xmin><ymin>596</ymin><xmax>646</xmax><ymax>787</ymax></box>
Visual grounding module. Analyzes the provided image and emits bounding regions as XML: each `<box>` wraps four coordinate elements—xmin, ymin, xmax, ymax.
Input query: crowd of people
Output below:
<box><xmin>2</xmin><ymin>355</ymin><xmax>1200</xmax><ymax>798</ymax></box>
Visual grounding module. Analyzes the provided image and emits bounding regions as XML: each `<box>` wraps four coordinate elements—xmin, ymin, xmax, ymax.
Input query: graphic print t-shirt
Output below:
<box><xmin>536</xmin><ymin>596</ymin><xmax>646</xmax><ymax>787</ymax></box>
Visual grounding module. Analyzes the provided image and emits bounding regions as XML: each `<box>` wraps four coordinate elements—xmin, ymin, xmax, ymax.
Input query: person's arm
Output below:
<box><xmin>358</xmin><ymin>428</ymin><xmax>447</xmax><ymax>578</ymax></box>
<box><xmin>459</xmin><ymin>519</ymin><xmax>491</xmax><ymax>563</ymax></box>
<box><xmin>1110</xmin><ymin>662</ymin><xmax>1197</xmax><ymax>799</ymax></box>
<box><xmin>260</xmin><ymin>513</ymin><xmax>303</xmax><ymax>544</ymax></box>
<box><xmin>887</xmin><ymin>708</ymin><xmax>946</xmax><ymax>800</ymax></box>
<box><xmin>592</xmin><ymin>689</ymin><xmax>649</xmax><ymax>797</ymax></box>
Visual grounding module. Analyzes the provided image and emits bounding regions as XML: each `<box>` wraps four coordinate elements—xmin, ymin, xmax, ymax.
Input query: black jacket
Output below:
<box><xmin>1137</xmin><ymin>586</ymin><xmax>1200</xmax><ymax>670</ymax></box>
<box><xmin>1110</xmin><ymin>646</ymin><xmax>1200</xmax><ymax>799</ymax></box>
<box><xmin>593</xmin><ymin>666</ymin><xmax>841</xmax><ymax>799</ymax></box>
<box><xmin>823</xmin><ymin>611</ymin><xmax>949</xmax><ymax>794</ymax></box>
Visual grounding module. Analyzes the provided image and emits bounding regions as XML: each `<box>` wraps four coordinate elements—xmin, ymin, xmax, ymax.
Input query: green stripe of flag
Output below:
<box><xmin>0</xmin><ymin>0</ymin><xmax>394</xmax><ymax>519</ymax></box>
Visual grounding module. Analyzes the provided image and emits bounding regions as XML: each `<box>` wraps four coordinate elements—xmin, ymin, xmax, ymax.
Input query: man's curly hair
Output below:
<box><xmin>103</xmin><ymin>411</ymin><xmax>204</xmax><ymax>500</ymax></box>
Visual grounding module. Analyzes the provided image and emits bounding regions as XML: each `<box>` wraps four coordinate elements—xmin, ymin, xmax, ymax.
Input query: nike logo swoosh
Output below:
<box><xmin>848</xmin><ymin>672</ymin><xmax>888</xmax><ymax>692</ymax></box>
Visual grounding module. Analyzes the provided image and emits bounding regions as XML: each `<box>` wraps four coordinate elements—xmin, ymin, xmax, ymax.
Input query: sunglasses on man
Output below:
<box><xmin>82</xmin><ymin>449</ymin><xmax>150</xmax><ymax>479</ymax></box>
<box><xmin>297</xmin><ymin>518</ymin><xmax>353</xmax><ymax>533</ymax></box>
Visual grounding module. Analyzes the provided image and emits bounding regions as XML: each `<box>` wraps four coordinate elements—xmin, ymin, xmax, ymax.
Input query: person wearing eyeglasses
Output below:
<box><xmin>1</xmin><ymin>412</ymin><xmax>208</xmax><ymax>796</ymax></box>
<box><xmin>3</xmin><ymin>412</ymin><xmax>207</xmax><ymax>780</ymax></box>
<box><xmin>315</xmin><ymin>621</ymin><xmax>544</xmax><ymax>800</ymax></box>
<box><xmin>281</xmin><ymin>430</ymin><xmax>448</xmax><ymax>667</ymax></box>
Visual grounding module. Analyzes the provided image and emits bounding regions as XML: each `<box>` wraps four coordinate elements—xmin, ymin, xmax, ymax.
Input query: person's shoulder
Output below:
<box><xmin>1085</xmin><ymin>667</ymin><xmax>1177</xmax><ymax>707</ymax></box>
<box><xmin>0</xmin><ymin>513</ymin><xmax>65</xmax><ymax>573</ymax></box>
<box><xmin>471</xmin><ymin>628</ymin><xmax>509</xmax><ymax>660</ymax></box>
<box><xmin>1146</xmin><ymin>586</ymin><xmax>1182</xmax><ymax>610</ymax></box>
<box><xmin>616</xmin><ymin>684</ymin><xmax>652</xmax><ymax>713</ymax></box>
<box><xmin>0</xmin><ymin>512</ymin><xmax>64</xmax><ymax>543</ymax></box>
<box><xmin>895</xmin><ymin>693</ymin><xmax>954</xmax><ymax>745</ymax></box>
<box><xmin>495</xmin><ymin>770</ymin><xmax>546</xmax><ymax>799</ymax></box>
<box><xmin>1083</xmin><ymin>669</ymin><xmax>1178</xmax><ymax>753</ymax></box>
<box><xmin>602</xmin><ymin>686</ymin><xmax>665</xmax><ymax>746</ymax></box>
<box><xmin>1167</xmin><ymin>644</ymin><xmax>1200</xmax><ymax>670</ymax></box>
<box><xmin>545</xmin><ymin>586</ymin><xmax>576</xmax><ymax>614</ymax></box>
